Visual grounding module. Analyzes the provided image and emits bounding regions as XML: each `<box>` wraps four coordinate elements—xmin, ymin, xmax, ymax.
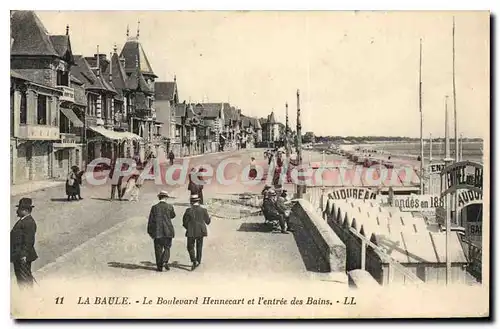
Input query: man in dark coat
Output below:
<box><xmin>147</xmin><ymin>191</ymin><xmax>176</xmax><ymax>272</ymax></box>
<box><xmin>262</xmin><ymin>190</ymin><xmax>287</xmax><ymax>234</ymax></box>
<box><xmin>168</xmin><ymin>150</ymin><xmax>175</xmax><ymax>166</ymax></box>
<box><xmin>182</xmin><ymin>194</ymin><xmax>211</xmax><ymax>271</ymax></box>
<box><xmin>188</xmin><ymin>168</ymin><xmax>205</xmax><ymax>205</ymax></box>
<box><xmin>109</xmin><ymin>161</ymin><xmax>124</xmax><ymax>201</ymax></box>
<box><xmin>11</xmin><ymin>198</ymin><xmax>38</xmax><ymax>288</ymax></box>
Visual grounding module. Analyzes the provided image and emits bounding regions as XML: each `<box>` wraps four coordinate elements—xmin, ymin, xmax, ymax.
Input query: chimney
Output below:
<box><xmin>109</xmin><ymin>52</ymin><xmax>113</xmax><ymax>83</ymax></box>
<box><xmin>94</xmin><ymin>53</ymin><xmax>108</xmax><ymax>73</ymax></box>
<box><xmin>96</xmin><ymin>45</ymin><xmax>100</xmax><ymax>77</ymax></box>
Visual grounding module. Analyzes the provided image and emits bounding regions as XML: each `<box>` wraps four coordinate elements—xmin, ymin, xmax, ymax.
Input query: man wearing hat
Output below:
<box><xmin>11</xmin><ymin>198</ymin><xmax>38</xmax><ymax>288</ymax></box>
<box><xmin>276</xmin><ymin>189</ymin><xmax>294</xmax><ymax>232</ymax></box>
<box><xmin>182</xmin><ymin>194</ymin><xmax>211</xmax><ymax>271</ymax></box>
<box><xmin>262</xmin><ymin>189</ymin><xmax>287</xmax><ymax>234</ymax></box>
<box><xmin>147</xmin><ymin>191</ymin><xmax>176</xmax><ymax>272</ymax></box>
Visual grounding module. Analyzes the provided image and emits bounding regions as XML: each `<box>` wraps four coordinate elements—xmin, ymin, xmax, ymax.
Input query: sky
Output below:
<box><xmin>35</xmin><ymin>11</ymin><xmax>489</xmax><ymax>138</ymax></box>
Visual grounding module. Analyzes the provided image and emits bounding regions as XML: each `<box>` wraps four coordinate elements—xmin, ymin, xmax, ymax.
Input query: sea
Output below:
<box><xmin>357</xmin><ymin>141</ymin><xmax>484</xmax><ymax>164</ymax></box>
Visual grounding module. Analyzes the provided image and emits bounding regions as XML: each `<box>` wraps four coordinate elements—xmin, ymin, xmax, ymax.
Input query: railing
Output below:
<box><xmin>57</xmin><ymin>85</ymin><xmax>75</xmax><ymax>103</ymax></box>
<box><xmin>460</xmin><ymin>235</ymin><xmax>482</xmax><ymax>282</ymax></box>
<box><xmin>348</xmin><ymin>226</ymin><xmax>424</xmax><ymax>285</ymax></box>
<box><xmin>60</xmin><ymin>133</ymin><xmax>77</xmax><ymax>144</ymax></box>
<box><xmin>17</xmin><ymin>124</ymin><xmax>59</xmax><ymax>140</ymax></box>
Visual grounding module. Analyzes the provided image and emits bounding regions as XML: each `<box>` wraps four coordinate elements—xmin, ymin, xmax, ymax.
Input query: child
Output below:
<box><xmin>124</xmin><ymin>171</ymin><xmax>142</xmax><ymax>202</ymax></box>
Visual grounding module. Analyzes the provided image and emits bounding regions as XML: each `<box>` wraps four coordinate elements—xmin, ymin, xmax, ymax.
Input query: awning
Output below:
<box><xmin>53</xmin><ymin>143</ymin><xmax>77</xmax><ymax>148</ymax></box>
<box><xmin>87</xmin><ymin>126</ymin><xmax>143</xmax><ymax>142</ymax></box>
<box><xmin>60</xmin><ymin>108</ymin><xmax>84</xmax><ymax>128</ymax></box>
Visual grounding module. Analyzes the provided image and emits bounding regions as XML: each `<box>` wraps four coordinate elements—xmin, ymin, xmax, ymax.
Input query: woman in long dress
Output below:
<box><xmin>66</xmin><ymin>166</ymin><xmax>82</xmax><ymax>201</ymax></box>
<box><xmin>123</xmin><ymin>171</ymin><xmax>141</xmax><ymax>201</ymax></box>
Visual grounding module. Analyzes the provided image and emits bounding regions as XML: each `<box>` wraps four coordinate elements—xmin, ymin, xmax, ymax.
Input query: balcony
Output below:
<box><xmin>60</xmin><ymin>133</ymin><xmax>77</xmax><ymax>144</ymax></box>
<box><xmin>17</xmin><ymin>124</ymin><xmax>60</xmax><ymax>140</ymax></box>
<box><xmin>53</xmin><ymin>132</ymin><xmax>80</xmax><ymax>148</ymax></box>
<box><xmin>57</xmin><ymin>85</ymin><xmax>75</xmax><ymax>103</ymax></box>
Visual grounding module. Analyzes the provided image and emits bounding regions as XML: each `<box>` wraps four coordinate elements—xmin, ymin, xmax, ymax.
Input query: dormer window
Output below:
<box><xmin>56</xmin><ymin>70</ymin><xmax>69</xmax><ymax>86</ymax></box>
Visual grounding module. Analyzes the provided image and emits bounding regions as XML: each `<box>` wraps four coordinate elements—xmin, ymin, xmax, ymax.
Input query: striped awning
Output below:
<box><xmin>60</xmin><ymin>108</ymin><xmax>84</xmax><ymax>128</ymax></box>
<box><xmin>87</xmin><ymin>126</ymin><xmax>143</xmax><ymax>142</ymax></box>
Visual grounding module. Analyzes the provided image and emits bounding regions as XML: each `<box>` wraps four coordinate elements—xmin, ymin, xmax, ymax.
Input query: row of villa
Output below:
<box><xmin>10</xmin><ymin>11</ymin><xmax>286</xmax><ymax>185</ymax></box>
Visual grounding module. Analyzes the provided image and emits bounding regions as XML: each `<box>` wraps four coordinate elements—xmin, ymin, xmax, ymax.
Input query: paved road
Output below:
<box><xmin>11</xmin><ymin>149</ymin><xmax>329</xmax><ymax>283</ymax></box>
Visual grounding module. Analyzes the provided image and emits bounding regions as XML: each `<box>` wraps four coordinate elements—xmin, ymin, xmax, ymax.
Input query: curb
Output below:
<box><xmin>11</xmin><ymin>181</ymin><xmax>66</xmax><ymax>197</ymax></box>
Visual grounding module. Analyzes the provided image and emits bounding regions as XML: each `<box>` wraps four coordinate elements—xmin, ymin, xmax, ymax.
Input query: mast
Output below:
<box><xmin>453</xmin><ymin>16</ymin><xmax>459</xmax><ymax>163</ymax></box>
<box><xmin>419</xmin><ymin>38</ymin><xmax>424</xmax><ymax>195</ymax></box>
<box><xmin>296</xmin><ymin>89</ymin><xmax>303</xmax><ymax>198</ymax></box>
<box><xmin>429</xmin><ymin>133</ymin><xmax>433</xmax><ymax>162</ymax></box>
<box><xmin>452</xmin><ymin>16</ymin><xmax>460</xmax><ymax>228</ymax></box>
<box><xmin>460</xmin><ymin>133</ymin><xmax>463</xmax><ymax>161</ymax></box>
<box><xmin>445</xmin><ymin>96</ymin><xmax>450</xmax><ymax>159</ymax></box>
<box><xmin>444</xmin><ymin>94</ymin><xmax>452</xmax><ymax>286</ymax></box>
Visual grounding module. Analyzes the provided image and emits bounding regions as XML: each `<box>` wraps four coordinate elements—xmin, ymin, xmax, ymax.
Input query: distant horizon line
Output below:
<box><xmin>307</xmin><ymin>135</ymin><xmax>484</xmax><ymax>140</ymax></box>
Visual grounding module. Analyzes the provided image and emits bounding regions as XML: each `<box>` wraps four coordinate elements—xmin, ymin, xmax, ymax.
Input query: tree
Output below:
<box><xmin>302</xmin><ymin>131</ymin><xmax>316</xmax><ymax>143</ymax></box>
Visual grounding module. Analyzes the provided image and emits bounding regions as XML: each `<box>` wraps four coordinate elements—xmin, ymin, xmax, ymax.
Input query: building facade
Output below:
<box><xmin>10</xmin><ymin>11</ymin><xmax>85</xmax><ymax>184</ymax></box>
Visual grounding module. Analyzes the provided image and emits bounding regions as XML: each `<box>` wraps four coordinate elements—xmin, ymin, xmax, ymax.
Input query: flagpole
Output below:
<box><xmin>444</xmin><ymin>95</ymin><xmax>452</xmax><ymax>285</ymax></box>
<box><xmin>452</xmin><ymin>16</ymin><xmax>460</xmax><ymax>228</ymax></box>
<box><xmin>429</xmin><ymin>133</ymin><xmax>433</xmax><ymax>162</ymax></box>
<box><xmin>419</xmin><ymin>38</ymin><xmax>424</xmax><ymax>195</ymax></box>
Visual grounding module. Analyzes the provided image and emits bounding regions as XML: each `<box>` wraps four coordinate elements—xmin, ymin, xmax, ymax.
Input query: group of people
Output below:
<box><xmin>147</xmin><ymin>191</ymin><xmax>211</xmax><ymax>272</ymax></box>
<box><xmin>261</xmin><ymin>185</ymin><xmax>294</xmax><ymax>234</ymax></box>
<box><xmin>109</xmin><ymin>161</ymin><xmax>143</xmax><ymax>202</ymax></box>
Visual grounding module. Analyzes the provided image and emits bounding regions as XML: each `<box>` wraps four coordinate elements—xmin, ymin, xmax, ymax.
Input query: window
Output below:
<box><xmin>37</xmin><ymin>94</ymin><xmax>47</xmax><ymax>125</ymax></box>
<box><xmin>87</xmin><ymin>95</ymin><xmax>91</xmax><ymax>115</ymax></box>
<box><xmin>20</xmin><ymin>89</ymin><xmax>27</xmax><ymax>124</ymax></box>
<box><xmin>11</xmin><ymin>89</ymin><xmax>14</xmax><ymax>135</ymax></box>
<box><xmin>57</xmin><ymin>151</ymin><xmax>63</xmax><ymax>168</ymax></box>
<box><xmin>102</xmin><ymin>96</ymin><xmax>107</xmax><ymax>119</ymax></box>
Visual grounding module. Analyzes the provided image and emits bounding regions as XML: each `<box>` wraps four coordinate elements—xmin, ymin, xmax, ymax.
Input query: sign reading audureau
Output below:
<box><xmin>327</xmin><ymin>187</ymin><xmax>377</xmax><ymax>200</ymax></box>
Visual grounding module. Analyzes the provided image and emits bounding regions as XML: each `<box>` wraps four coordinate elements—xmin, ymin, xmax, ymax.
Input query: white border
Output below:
<box><xmin>1</xmin><ymin>1</ymin><xmax>497</xmax><ymax>328</ymax></box>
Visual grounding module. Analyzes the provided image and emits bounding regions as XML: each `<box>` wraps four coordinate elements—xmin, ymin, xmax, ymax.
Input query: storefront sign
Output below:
<box><xmin>328</xmin><ymin>187</ymin><xmax>377</xmax><ymax>200</ymax></box>
<box><xmin>457</xmin><ymin>189</ymin><xmax>483</xmax><ymax>210</ymax></box>
<box><xmin>441</xmin><ymin>161</ymin><xmax>483</xmax><ymax>196</ymax></box>
<box><xmin>378</xmin><ymin>194</ymin><xmax>442</xmax><ymax>212</ymax></box>
<box><xmin>466</xmin><ymin>222</ymin><xmax>482</xmax><ymax>237</ymax></box>
<box><xmin>428</xmin><ymin>162</ymin><xmax>445</xmax><ymax>174</ymax></box>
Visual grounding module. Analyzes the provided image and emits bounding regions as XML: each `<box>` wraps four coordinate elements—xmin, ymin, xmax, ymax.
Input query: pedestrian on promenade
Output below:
<box><xmin>66</xmin><ymin>166</ymin><xmax>83</xmax><ymax>201</ymax></box>
<box><xmin>147</xmin><ymin>191</ymin><xmax>176</xmax><ymax>272</ymax></box>
<box><xmin>188</xmin><ymin>168</ymin><xmax>205</xmax><ymax>205</ymax></box>
<box><xmin>109</xmin><ymin>162</ymin><xmax>124</xmax><ymax>201</ymax></box>
<box><xmin>11</xmin><ymin>198</ymin><xmax>38</xmax><ymax>288</ymax></box>
<box><xmin>276</xmin><ymin>189</ymin><xmax>294</xmax><ymax>232</ymax></box>
<box><xmin>168</xmin><ymin>150</ymin><xmax>175</xmax><ymax>166</ymax></box>
<box><xmin>249</xmin><ymin>157</ymin><xmax>257</xmax><ymax>180</ymax></box>
<box><xmin>123</xmin><ymin>169</ymin><xmax>142</xmax><ymax>202</ymax></box>
<box><xmin>182</xmin><ymin>194</ymin><xmax>211</xmax><ymax>271</ymax></box>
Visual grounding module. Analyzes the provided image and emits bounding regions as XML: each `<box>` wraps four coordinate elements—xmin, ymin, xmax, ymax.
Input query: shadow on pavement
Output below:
<box><xmin>237</xmin><ymin>222</ymin><xmax>273</xmax><ymax>233</ymax></box>
<box><xmin>91</xmin><ymin>197</ymin><xmax>112</xmax><ymax>202</ymax></box>
<box><xmin>169</xmin><ymin>261</ymin><xmax>192</xmax><ymax>272</ymax></box>
<box><xmin>108</xmin><ymin>261</ymin><xmax>157</xmax><ymax>271</ymax></box>
<box><xmin>139</xmin><ymin>261</ymin><xmax>192</xmax><ymax>272</ymax></box>
<box><xmin>50</xmin><ymin>198</ymin><xmax>75</xmax><ymax>202</ymax></box>
<box><xmin>289</xmin><ymin>214</ymin><xmax>330</xmax><ymax>273</ymax></box>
